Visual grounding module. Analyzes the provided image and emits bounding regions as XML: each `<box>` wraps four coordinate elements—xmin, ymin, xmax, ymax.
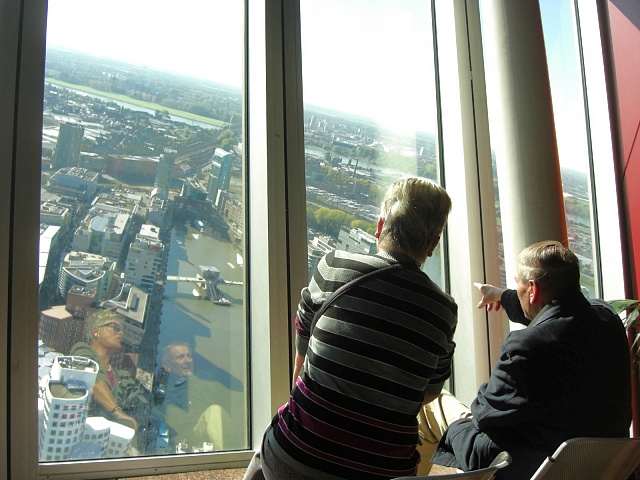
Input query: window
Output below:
<box><xmin>300</xmin><ymin>0</ymin><xmax>446</xmax><ymax>287</ymax></box>
<box><xmin>3</xmin><ymin>0</ymin><xmax>629</xmax><ymax>478</ymax></box>
<box><xmin>36</xmin><ymin>0</ymin><xmax>248</xmax><ymax>469</ymax></box>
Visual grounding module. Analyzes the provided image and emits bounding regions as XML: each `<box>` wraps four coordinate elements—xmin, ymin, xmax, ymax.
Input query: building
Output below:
<box><xmin>91</xmin><ymin>191</ymin><xmax>142</xmax><ymax>216</ymax></box>
<box><xmin>38</xmin><ymin>356</ymin><xmax>135</xmax><ymax>461</ymax></box>
<box><xmin>206</xmin><ymin>148</ymin><xmax>233</xmax><ymax>206</ymax></box>
<box><xmin>53</xmin><ymin>122</ymin><xmax>85</xmax><ymax>170</ymax></box>
<box><xmin>307</xmin><ymin>236</ymin><xmax>335</xmax><ymax>279</ymax></box>
<box><xmin>39</xmin><ymin>305</ymin><xmax>84</xmax><ymax>355</ymax></box>
<box><xmin>153</xmin><ymin>148</ymin><xmax>177</xmax><ymax>199</ymax></box>
<box><xmin>337</xmin><ymin>226</ymin><xmax>376</xmax><ymax>254</ymax></box>
<box><xmin>147</xmin><ymin>195</ymin><xmax>167</xmax><ymax>228</ymax></box>
<box><xmin>38</xmin><ymin>355</ymin><xmax>99</xmax><ymax>462</ymax></box>
<box><xmin>38</xmin><ymin>224</ymin><xmax>61</xmax><ymax>286</ymax></box>
<box><xmin>58</xmin><ymin>251</ymin><xmax>117</xmax><ymax>301</ymax></box>
<box><xmin>181</xmin><ymin>176</ymin><xmax>208</xmax><ymax>202</ymax></box>
<box><xmin>105</xmin><ymin>154</ymin><xmax>159</xmax><ymax>186</ymax></box>
<box><xmin>102</xmin><ymin>284</ymin><xmax>149</xmax><ymax>352</ymax></box>
<box><xmin>72</xmin><ymin>211</ymin><xmax>132</xmax><ymax>259</ymax></box>
<box><xmin>40</xmin><ymin>202</ymin><xmax>70</xmax><ymax>226</ymax></box>
<box><xmin>66</xmin><ymin>285</ymin><xmax>98</xmax><ymax>321</ymax></box>
<box><xmin>80</xmin><ymin>417</ymin><xmax>136</xmax><ymax>459</ymax></box>
<box><xmin>124</xmin><ymin>226</ymin><xmax>165</xmax><ymax>292</ymax></box>
<box><xmin>47</xmin><ymin>167</ymin><xmax>100</xmax><ymax>201</ymax></box>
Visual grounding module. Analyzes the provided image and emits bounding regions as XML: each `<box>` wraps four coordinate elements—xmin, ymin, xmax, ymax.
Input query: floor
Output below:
<box><xmin>126</xmin><ymin>464</ymin><xmax>458</xmax><ymax>479</ymax></box>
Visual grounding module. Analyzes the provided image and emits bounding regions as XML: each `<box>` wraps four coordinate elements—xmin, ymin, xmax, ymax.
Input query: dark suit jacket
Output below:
<box><xmin>432</xmin><ymin>290</ymin><xmax>631</xmax><ymax>478</ymax></box>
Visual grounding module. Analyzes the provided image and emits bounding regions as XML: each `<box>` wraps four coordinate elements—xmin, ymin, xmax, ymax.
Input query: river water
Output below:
<box><xmin>68</xmin><ymin>87</ymin><xmax>220</xmax><ymax>130</ymax></box>
<box><xmin>154</xmin><ymin>224</ymin><xmax>248</xmax><ymax>450</ymax></box>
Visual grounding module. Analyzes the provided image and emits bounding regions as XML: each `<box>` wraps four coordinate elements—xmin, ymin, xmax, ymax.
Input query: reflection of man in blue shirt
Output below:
<box><xmin>162</xmin><ymin>341</ymin><xmax>193</xmax><ymax>411</ymax></box>
<box><xmin>158</xmin><ymin>341</ymin><xmax>243</xmax><ymax>452</ymax></box>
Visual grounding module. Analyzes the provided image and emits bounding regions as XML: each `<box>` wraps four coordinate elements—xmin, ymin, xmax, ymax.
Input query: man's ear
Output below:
<box><xmin>162</xmin><ymin>364</ymin><xmax>171</xmax><ymax>373</ymax></box>
<box><xmin>528</xmin><ymin>280</ymin><xmax>541</xmax><ymax>304</ymax></box>
<box><xmin>375</xmin><ymin>218</ymin><xmax>384</xmax><ymax>239</ymax></box>
<box><xmin>426</xmin><ymin>235</ymin><xmax>441</xmax><ymax>257</ymax></box>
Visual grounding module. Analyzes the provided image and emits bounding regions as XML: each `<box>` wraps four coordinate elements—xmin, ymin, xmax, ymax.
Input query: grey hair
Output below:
<box><xmin>162</xmin><ymin>341</ymin><xmax>192</xmax><ymax>366</ymax></box>
<box><xmin>517</xmin><ymin>240</ymin><xmax>581</xmax><ymax>299</ymax></box>
<box><xmin>378</xmin><ymin>176</ymin><xmax>452</xmax><ymax>261</ymax></box>
<box><xmin>84</xmin><ymin>309</ymin><xmax>124</xmax><ymax>343</ymax></box>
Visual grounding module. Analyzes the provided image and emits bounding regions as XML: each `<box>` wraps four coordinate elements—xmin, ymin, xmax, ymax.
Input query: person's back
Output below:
<box><xmin>432</xmin><ymin>241</ymin><xmax>632</xmax><ymax>479</ymax></box>
<box><xmin>273</xmin><ymin>249</ymin><xmax>457</xmax><ymax>479</ymax></box>
<box><xmin>476</xmin><ymin>290</ymin><xmax>630</xmax><ymax>471</ymax></box>
<box><xmin>243</xmin><ymin>176</ymin><xmax>456</xmax><ymax>480</ymax></box>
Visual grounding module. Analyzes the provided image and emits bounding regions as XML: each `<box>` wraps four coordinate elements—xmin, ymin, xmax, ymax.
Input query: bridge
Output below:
<box><xmin>166</xmin><ymin>265</ymin><xmax>242</xmax><ymax>305</ymax></box>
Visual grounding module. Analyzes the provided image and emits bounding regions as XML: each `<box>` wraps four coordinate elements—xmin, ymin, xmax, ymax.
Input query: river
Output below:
<box><xmin>153</xmin><ymin>224</ymin><xmax>247</xmax><ymax>451</ymax></box>
<box><xmin>68</xmin><ymin>87</ymin><xmax>221</xmax><ymax>130</ymax></box>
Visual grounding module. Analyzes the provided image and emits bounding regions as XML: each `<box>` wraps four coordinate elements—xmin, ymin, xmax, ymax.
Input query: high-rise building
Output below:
<box><xmin>53</xmin><ymin>122</ymin><xmax>85</xmax><ymax>170</ymax></box>
<box><xmin>153</xmin><ymin>149</ymin><xmax>177</xmax><ymax>199</ymax></box>
<box><xmin>124</xmin><ymin>226</ymin><xmax>165</xmax><ymax>293</ymax></box>
<box><xmin>206</xmin><ymin>148</ymin><xmax>233</xmax><ymax>206</ymax></box>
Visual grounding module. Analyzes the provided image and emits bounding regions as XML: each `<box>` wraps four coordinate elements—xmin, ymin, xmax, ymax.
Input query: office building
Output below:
<box><xmin>207</xmin><ymin>148</ymin><xmax>233</xmax><ymax>205</ymax></box>
<box><xmin>47</xmin><ymin>167</ymin><xmax>100</xmax><ymax>201</ymax></box>
<box><xmin>53</xmin><ymin>122</ymin><xmax>84</xmax><ymax>170</ymax></box>
<box><xmin>124</xmin><ymin>227</ymin><xmax>165</xmax><ymax>292</ymax></box>
<box><xmin>153</xmin><ymin>149</ymin><xmax>177</xmax><ymax>199</ymax></box>
<box><xmin>102</xmin><ymin>283</ymin><xmax>149</xmax><ymax>352</ymax></box>
<box><xmin>58</xmin><ymin>251</ymin><xmax>117</xmax><ymax>301</ymax></box>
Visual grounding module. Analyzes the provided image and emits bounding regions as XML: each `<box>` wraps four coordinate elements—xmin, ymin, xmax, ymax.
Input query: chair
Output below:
<box><xmin>530</xmin><ymin>437</ymin><xmax>640</xmax><ymax>480</ymax></box>
<box><xmin>393</xmin><ymin>451</ymin><xmax>511</xmax><ymax>480</ymax></box>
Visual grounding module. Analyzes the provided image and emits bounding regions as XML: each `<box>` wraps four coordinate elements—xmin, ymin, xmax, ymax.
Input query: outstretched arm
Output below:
<box><xmin>473</xmin><ymin>282</ymin><xmax>507</xmax><ymax>312</ymax></box>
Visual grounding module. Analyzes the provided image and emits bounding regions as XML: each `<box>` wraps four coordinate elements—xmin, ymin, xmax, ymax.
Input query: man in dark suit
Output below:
<box><xmin>431</xmin><ymin>240</ymin><xmax>631</xmax><ymax>478</ymax></box>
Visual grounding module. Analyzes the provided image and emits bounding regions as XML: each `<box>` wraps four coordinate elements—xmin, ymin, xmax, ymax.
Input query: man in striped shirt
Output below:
<box><xmin>244</xmin><ymin>176</ymin><xmax>458</xmax><ymax>480</ymax></box>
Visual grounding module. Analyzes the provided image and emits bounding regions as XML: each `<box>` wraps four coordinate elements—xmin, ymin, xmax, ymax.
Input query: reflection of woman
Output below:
<box><xmin>70</xmin><ymin>311</ymin><xmax>138</xmax><ymax>430</ymax></box>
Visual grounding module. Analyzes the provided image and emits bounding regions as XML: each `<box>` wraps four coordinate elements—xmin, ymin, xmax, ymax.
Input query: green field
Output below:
<box><xmin>45</xmin><ymin>78</ymin><xmax>228</xmax><ymax>128</ymax></box>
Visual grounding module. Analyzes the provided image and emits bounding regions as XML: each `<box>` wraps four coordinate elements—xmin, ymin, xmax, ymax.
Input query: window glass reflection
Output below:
<box><xmin>539</xmin><ymin>0</ymin><xmax>597</xmax><ymax>298</ymax></box>
<box><xmin>38</xmin><ymin>0</ymin><xmax>247</xmax><ymax>462</ymax></box>
<box><xmin>300</xmin><ymin>0</ymin><xmax>444</xmax><ymax>285</ymax></box>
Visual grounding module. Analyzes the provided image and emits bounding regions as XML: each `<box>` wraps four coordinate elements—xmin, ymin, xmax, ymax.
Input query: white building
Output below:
<box><xmin>102</xmin><ymin>284</ymin><xmax>148</xmax><ymax>351</ymax></box>
<box><xmin>81</xmin><ymin>417</ymin><xmax>135</xmax><ymax>459</ymax></box>
<box><xmin>124</xmin><ymin>225</ymin><xmax>164</xmax><ymax>292</ymax></box>
<box><xmin>58</xmin><ymin>251</ymin><xmax>117</xmax><ymax>301</ymax></box>
<box><xmin>38</xmin><ymin>356</ymin><xmax>98</xmax><ymax>462</ymax></box>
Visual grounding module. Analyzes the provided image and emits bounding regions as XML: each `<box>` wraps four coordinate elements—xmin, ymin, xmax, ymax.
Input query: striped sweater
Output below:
<box><xmin>272</xmin><ymin>249</ymin><xmax>458</xmax><ymax>479</ymax></box>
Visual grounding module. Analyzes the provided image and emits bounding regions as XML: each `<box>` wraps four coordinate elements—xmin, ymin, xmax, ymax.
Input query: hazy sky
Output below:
<box><xmin>46</xmin><ymin>0</ymin><xmax>587</xmax><ymax>170</ymax></box>
<box><xmin>46</xmin><ymin>0</ymin><xmax>244</xmax><ymax>88</ymax></box>
<box><xmin>46</xmin><ymin>0</ymin><xmax>436</xmax><ymax>132</ymax></box>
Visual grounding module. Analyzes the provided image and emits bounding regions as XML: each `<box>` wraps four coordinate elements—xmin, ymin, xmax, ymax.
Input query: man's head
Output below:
<box><xmin>376</xmin><ymin>176</ymin><xmax>452</xmax><ymax>265</ymax></box>
<box><xmin>515</xmin><ymin>240</ymin><xmax>581</xmax><ymax>319</ymax></box>
<box><xmin>162</xmin><ymin>341</ymin><xmax>194</xmax><ymax>378</ymax></box>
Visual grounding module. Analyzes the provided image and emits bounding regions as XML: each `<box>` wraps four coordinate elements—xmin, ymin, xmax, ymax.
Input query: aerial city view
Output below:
<box><xmin>36</xmin><ymin>46</ymin><xmax>595</xmax><ymax>463</ymax></box>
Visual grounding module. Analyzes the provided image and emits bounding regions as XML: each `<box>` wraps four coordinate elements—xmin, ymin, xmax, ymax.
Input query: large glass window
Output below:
<box><xmin>300</xmin><ymin>0</ymin><xmax>446</xmax><ymax>287</ymax></box>
<box><xmin>539</xmin><ymin>0</ymin><xmax>597</xmax><ymax>298</ymax></box>
<box><xmin>38</xmin><ymin>0</ymin><xmax>247</xmax><ymax>465</ymax></box>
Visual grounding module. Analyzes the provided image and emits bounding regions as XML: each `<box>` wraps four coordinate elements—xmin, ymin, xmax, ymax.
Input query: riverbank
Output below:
<box><xmin>46</xmin><ymin>78</ymin><xmax>228</xmax><ymax>128</ymax></box>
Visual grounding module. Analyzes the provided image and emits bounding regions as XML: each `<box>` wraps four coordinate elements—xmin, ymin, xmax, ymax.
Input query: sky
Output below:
<box><xmin>46</xmin><ymin>0</ymin><xmax>437</xmax><ymax>133</ymax></box>
<box><xmin>46</xmin><ymin>0</ymin><xmax>588</xmax><ymax>170</ymax></box>
<box><xmin>46</xmin><ymin>0</ymin><xmax>244</xmax><ymax>88</ymax></box>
